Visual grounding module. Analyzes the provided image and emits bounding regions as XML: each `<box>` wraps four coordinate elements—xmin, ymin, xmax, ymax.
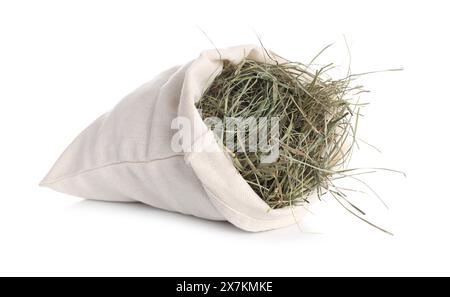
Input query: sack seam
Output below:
<box><xmin>40</xmin><ymin>154</ymin><xmax>184</xmax><ymax>186</ymax></box>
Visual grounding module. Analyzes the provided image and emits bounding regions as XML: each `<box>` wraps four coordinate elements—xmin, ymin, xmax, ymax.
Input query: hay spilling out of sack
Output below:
<box><xmin>41</xmin><ymin>43</ymin><xmax>402</xmax><ymax>233</ymax></box>
<box><xmin>197</xmin><ymin>56</ymin><xmax>363</xmax><ymax>210</ymax></box>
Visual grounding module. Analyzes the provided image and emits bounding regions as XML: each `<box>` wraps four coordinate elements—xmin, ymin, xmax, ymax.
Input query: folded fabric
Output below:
<box><xmin>41</xmin><ymin>45</ymin><xmax>311</xmax><ymax>232</ymax></box>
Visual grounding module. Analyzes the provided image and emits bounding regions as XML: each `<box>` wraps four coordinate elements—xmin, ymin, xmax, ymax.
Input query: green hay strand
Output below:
<box><xmin>196</xmin><ymin>53</ymin><xmax>395</xmax><ymax>234</ymax></box>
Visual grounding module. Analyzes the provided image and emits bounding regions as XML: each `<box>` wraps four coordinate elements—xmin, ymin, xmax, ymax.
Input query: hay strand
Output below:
<box><xmin>196</xmin><ymin>51</ymin><xmax>398</xmax><ymax>234</ymax></box>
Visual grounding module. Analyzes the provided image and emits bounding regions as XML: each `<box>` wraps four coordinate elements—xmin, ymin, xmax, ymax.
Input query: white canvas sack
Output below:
<box><xmin>41</xmin><ymin>45</ymin><xmax>312</xmax><ymax>232</ymax></box>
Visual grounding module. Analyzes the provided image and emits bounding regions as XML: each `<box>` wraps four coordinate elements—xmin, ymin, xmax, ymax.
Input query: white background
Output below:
<box><xmin>0</xmin><ymin>0</ymin><xmax>449</xmax><ymax>276</ymax></box>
